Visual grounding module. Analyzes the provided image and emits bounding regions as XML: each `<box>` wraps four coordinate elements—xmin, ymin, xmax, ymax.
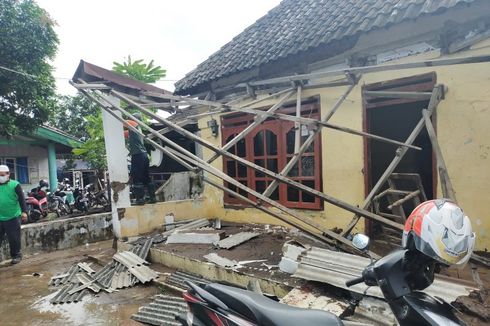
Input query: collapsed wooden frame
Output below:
<box><xmin>71</xmin><ymin>54</ymin><xmax>490</xmax><ymax>255</ymax></box>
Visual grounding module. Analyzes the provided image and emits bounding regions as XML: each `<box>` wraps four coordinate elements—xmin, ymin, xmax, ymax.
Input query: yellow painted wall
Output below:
<box><xmin>122</xmin><ymin>39</ymin><xmax>490</xmax><ymax>250</ymax></box>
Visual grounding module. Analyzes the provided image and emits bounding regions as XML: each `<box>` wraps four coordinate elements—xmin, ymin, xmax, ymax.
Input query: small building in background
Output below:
<box><xmin>0</xmin><ymin>125</ymin><xmax>82</xmax><ymax>191</ymax></box>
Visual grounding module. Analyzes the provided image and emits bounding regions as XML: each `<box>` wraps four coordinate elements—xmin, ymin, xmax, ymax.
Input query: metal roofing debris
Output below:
<box><xmin>131</xmin><ymin>295</ymin><xmax>187</xmax><ymax>326</ymax></box>
<box><xmin>174</xmin><ymin>0</ymin><xmax>476</xmax><ymax>94</ymax></box>
<box><xmin>111</xmin><ymin>271</ymin><xmax>132</xmax><ymax>289</ymax></box>
<box><xmin>49</xmin><ymin>237</ymin><xmax>156</xmax><ymax>304</ymax></box>
<box><xmin>164</xmin><ymin>271</ymin><xmax>210</xmax><ymax>291</ymax></box>
<box><xmin>78</xmin><ymin>262</ymin><xmax>96</xmax><ymax>275</ymax></box>
<box><xmin>69</xmin><ymin>273</ymin><xmax>101</xmax><ymax>294</ymax></box>
<box><xmin>49</xmin><ymin>264</ymin><xmax>81</xmax><ymax>286</ymax></box>
<box><xmin>204</xmin><ymin>253</ymin><xmax>237</xmax><ymax>268</ymax></box>
<box><xmin>214</xmin><ymin>232</ymin><xmax>260</xmax><ymax>249</ymax></box>
<box><xmin>132</xmin><ymin>219</ymin><xmax>211</xmax><ymax>245</ymax></box>
<box><xmin>291</xmin><ymin>246</ymin><xmax>476</xmax><ymax>303</ymax></box>
<box><xmin>113</xmin><ymin>251</ymin><xmax>158</xmax><ymax>284</ymax></box>
<box><xmin>166</xmin><ymin>230</ymin><xmax>225</xmax><ymax>244</ymax></box>
<box><xmin>113</xmin><ymin>251</ymin><xmax>149</xmax><ymax>267</ymax></box>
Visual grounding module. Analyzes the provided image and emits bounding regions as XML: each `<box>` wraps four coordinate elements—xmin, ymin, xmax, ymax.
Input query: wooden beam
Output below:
<box><xmin>206</xmin><ymin>89</ymin><xmax>295</xmax><ymax>163</ymax></box>
<box><xmin>262</xmin><ymin>83</ymin><xmax>356</xmax><ymax>198</ymax></box>
<box><xmin>224</xmin><ymin>104</ymin><xmax>421</xmax><ymax>150</ymax></box>
<box><xmin>422</xmin><ymin>109</ymin><xmax>457</xmax><ymax>202</ymax></box>
<box><xmin>294</xmin><ymin>85</ymin><xmax>302</xmax><ymax>155</ymax></box>
<box><xmin>363</xmin><ymin>91</ymin><xmax>433</xmax><ymax>100</ymax></box>
<box><xmin>387</xmin><ymin>190</ymin><xmax>421</xmax><ymax>210</ymax></box>
<box><xmin>236</xmin><ymin>55</ymin><xmax>490</xmax><ymax>88</ymax></box>
<box><xmin>110</xmin><ymin>89</ymin><xmax>404</xmax><ymax>231</ymax></box>
<box><xmin>341</xmin><ymin>85</ymin><xmax>444</xmax><ymax>236</ymax></box>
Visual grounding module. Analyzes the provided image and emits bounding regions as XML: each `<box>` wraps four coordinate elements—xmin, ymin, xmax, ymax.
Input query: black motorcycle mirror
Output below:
<box><xmin>340</xmin><ymin>233</ymin><xmax>373</xmax><ymax>320</ymax></box>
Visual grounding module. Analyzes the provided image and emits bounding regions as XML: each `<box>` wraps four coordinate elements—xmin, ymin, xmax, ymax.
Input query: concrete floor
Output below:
<box><xmin>0</xmin><ymin>240</ymin><xmax>160</xmax><ymax>326</ymax></box>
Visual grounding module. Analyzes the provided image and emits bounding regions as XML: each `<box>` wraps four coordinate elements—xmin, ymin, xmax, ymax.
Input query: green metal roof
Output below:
<box><xmin>34</xmin><ymin>126</ymin><xmax>82</xmax><ymax>148</ymax></box>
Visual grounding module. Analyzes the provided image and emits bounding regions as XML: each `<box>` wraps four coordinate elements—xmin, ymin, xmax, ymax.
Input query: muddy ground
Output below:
<box><xmin>0</xmin><ymin>240</ymin><xmax>161</xmax><ymax>326</ymax></box>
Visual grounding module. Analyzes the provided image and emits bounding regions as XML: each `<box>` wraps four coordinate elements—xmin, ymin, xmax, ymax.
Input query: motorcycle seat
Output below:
<box><xmin>204</xmin><ymin>283</ymin><xmax>343</xmax><ymax>326</ymax></box>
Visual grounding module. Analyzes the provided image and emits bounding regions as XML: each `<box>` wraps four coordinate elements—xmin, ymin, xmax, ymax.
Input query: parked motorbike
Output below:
<box><xmin>25</xmin><ymin>180</ymin><xmax>49</xmax><ymax>223</ymax></box>
<box><xmin>73</xmin><ymin>182</ymin><xmax>90</xmax><ymax>213</ymax></box>
<box><xmin>178</xmin><ymin>200</ymin><xmax>475</xmax><ymax>326</ymax></box>
<box><xmin>85</xmin><ymin>182</ymin><xmax>110</xmax><ymax>210</ymax></box>
<box><xmin>47</xmin><ymin>181</ymin><xmax>73</xmax><ymax>217</ymax></box>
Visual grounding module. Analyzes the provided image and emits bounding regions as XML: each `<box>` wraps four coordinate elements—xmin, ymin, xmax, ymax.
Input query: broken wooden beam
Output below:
<box><xmin>422</xmin><ymin>109</ymin><xmax>457</xmax><ymax>202</ymax></box>
<box><xmin>387</xmin><ymin>190</ymin><xmax>421</xmax><ymax>210</ymax></box>
<box><xmin>342</xmin><ymin>85</ymin><xmax>444</xmax><ymax>236</ymax></box>
<box><xmin>363</xmin><ymin>90</ymin><xmax>432</xmax><ymax>100</ymax></box>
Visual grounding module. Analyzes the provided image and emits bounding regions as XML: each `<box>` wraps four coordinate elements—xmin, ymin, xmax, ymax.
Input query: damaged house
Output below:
<box><xmin>74</xmin><ymin>0</ymin><xmax>490</xmax><ymax>252</ymax></box>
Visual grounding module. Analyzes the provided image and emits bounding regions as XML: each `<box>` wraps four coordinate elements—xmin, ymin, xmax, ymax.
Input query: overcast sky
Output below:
<box><xmin>36</xmin><ymin>0</ymin><xmax>282</xmax><ymax>95</ymax></box>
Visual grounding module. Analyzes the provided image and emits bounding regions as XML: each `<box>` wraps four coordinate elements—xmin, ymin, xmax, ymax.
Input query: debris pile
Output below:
<box><xmin>278</xmin><ymin>242</ymin><xmax>476</xmax><ymax>303</ymax></box>
<box><xmin>49</xmin><ymin>238</ymin><xmax>157</xmax><ymax>304</ymax></box>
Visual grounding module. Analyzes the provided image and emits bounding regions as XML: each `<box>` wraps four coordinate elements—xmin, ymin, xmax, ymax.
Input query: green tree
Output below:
<box><xmin>0</xmin><ymin>0</ymin><xmax>58</xmax><ymax>137</ymax></box>
<box><xmin>72</xmin><ymin>113</ymin><xmax>107</xmax><ymax>171</ymax></box>
<box><xmin>51</xmin><ymin>94</ymin><xmax>99</xmax><ymax>140</ymax></box>
<box><xmin>113</xmin><ymin>56</ymin><xmax>166</xmax><ymax>83</ymax></box>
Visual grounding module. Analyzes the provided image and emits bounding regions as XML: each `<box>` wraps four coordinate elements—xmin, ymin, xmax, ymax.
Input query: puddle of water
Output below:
<box><xmin>0</xmin><ymin>241</ymin><xmax>158</xmax><ymax>326</ymax></box>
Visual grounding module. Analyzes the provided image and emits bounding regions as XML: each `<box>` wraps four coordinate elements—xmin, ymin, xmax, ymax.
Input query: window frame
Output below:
<box><xmin>221</xmin><ymin>100</ymin><xmax>323</xmax><ymax>210</ymax></box>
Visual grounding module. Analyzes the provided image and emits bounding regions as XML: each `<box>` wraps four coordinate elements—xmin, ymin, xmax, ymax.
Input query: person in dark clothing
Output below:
<box><xmin>0</xmin><ymin>164</ymin><xmax>27</xmax><ymax>264</ymax></box>
<box><xmin>124</xmin><ymin>115</ymin><xmax>157</xmax><ymax>205</ymax></box>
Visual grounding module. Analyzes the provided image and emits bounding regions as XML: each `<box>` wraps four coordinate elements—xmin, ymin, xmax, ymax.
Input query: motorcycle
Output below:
<box><xmin>178</xmin><ymin>233</ymin><xmax>466</xmax><ymax>326</ymax></box>
<box><xmin>25</xmin><ymin>180</ymin><xmax>49</xmax><ymax>223</ymax></box>
<box><xmin>47</xmin><ymin>183</ymin><xmax>73</xmax><ymax>217</ymax></box>
<box><xmin>85</xmin><ymin>183</ymin><xmax>110</xmax><ymax>211</ymax></box>
<box><xmin>73</xmin><ymin>182</ymin><xmax>90</xmax><ymax>213</ymax></box>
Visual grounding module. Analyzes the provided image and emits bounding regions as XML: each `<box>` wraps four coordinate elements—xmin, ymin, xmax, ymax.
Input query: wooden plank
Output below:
<box><xmin>232</xmin><ymin>106</ymin><xmax>421</xmax><ymax>150</ymax></box>
<box><xmin>422</xmin><ymin>109</ymin><xmax>457</xmax><ymax>202</ymax></box>
<box><xmin>236</xmin><ymin>55</ymin><xmax>490</xmax><ymax>88</ymax></box>
<box><xmin>294</xmin><ymin>85</ymin><xmax>302</xmax><ymax>154</ymax></box>
<box><xmin>342</xmin><ymin>85</ymin><xmax>444</xmax><ymax>236</ymax></box>
<box><xmin>363</xmin><ymin>91</ymin><xmax>432</xmax><ymax>100</ymax></box>
<box><xmin>112</xmin><ymin>89</ymin><xmax>404</xmax><ymax>231</ymax></box>
<box><xmin>78</xmin><ymin>86</ymin><xmax>373</xmax><ymax>255</ymax></box>
<box><xmin>262</xmin><ymin>83</ymin><xmax>356</xmax><ymax>198</ymax></box>
<box><xmin>207</xmin><ymin>89</ymin><xmax>295</xmax><ymax>163</ymax></box>
<box><xmin>387</xmin><ymin>190</ymin><xmax>421</xmax><ymax>210</ymax></box>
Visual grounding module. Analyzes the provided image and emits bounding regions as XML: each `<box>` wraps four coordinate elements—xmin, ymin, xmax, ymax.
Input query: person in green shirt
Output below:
<box><xmin>0</xmin><ymin>164</ymin><xmax>28</xmax><ymax>265</ymax></box>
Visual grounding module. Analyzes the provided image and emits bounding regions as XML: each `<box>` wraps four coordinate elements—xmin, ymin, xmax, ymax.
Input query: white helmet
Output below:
<box><xmin>402</xmin><ymin>199</ymin><xmax>475</xmax><ymax>268</ymax></box>
<box><xmin>0</xmin><ymin>165</ymin><xmax>9</xmax><ymax>173</ymax></box>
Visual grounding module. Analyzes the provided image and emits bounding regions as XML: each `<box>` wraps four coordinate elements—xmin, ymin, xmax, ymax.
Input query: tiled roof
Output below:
<box><xmin>175</xmin><ymin>0</ymin><xmax>475</xmax><ymax>95</ymax></box>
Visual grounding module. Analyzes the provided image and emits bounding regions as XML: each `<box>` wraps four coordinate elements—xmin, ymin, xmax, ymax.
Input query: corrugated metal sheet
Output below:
<box><xmin>78</xmin><ymin>262</ymin><xmax>96</xmax><ymax>275</ymax></box>
<box><xmin>164</xmin><ymin>271</ymin><xmax>210</xmax><ymax>291</ymax></box>
<box><xmin>111</xmin><ymin>271</ymin><xmax>132</xmax><ymax>289</ymax></box>
<box><xmin>292</xmin><ymin>246</ymin><xmax>476</xmax><ymax>303</ymax></box>
<box><xmin>215</xmin><ymin>232</ymin><xmax>259</xmax><ymax>249</ymax></box>
<box><xmin>113</xmin><ymin>251</ymin><xmax>157</xmax><ymax>284</ymax></box>
<box><xmin>204</xmin><ymin>253</ymin><xmax>237</xmax><ymax>267</ymax></box>
<box><xmin>49</xmin><ymin>264</ymin><xmax>81</xmax><ymax>287</ymax></box>
<box><xmin>131</xmin><ymin>295</ymin><xmax>187</xmax><ymax>326</ymax></box>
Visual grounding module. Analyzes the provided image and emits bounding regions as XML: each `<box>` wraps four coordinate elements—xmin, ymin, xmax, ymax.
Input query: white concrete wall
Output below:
<box><xmin>0</xmin><ymin>145</ymin><xmax>49</xmax><ymax>190</ymax></box>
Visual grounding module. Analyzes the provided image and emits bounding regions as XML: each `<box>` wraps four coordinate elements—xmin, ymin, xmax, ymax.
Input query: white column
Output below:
<box><xmin>101</xmin><ymin>97</ymin><xmax>131</xmax><ymax>239</ymax></box>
